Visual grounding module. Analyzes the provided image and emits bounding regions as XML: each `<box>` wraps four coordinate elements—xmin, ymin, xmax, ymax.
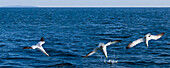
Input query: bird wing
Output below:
<box><xmin>104</xmin><ymin>42</ymin><xmax>112</xmax><ymax>47</ymax></box>
<box><xmin>150</xmin><ymin>33</ymin><xmax>165</xmax><ymax>40</ymax></box>
<box><xmin>105</xmin><ymin>40</ymin><xmax>121</xmax><ymax>47</ymax></box>
<box><xmin>37</xmin><ymin>47</ymin><xmax>49</xmax><ymax>56</ymax></box>
<box><xmin>83</xmin><ymin>48</ymin><xmax>98</xmax><ymax>58</ymax></box>
<box><xmin>126</xmin><ymin>38</ymin><xmax>144</xmax><ymax>49</ymax></box>
<box><xmin>101</xmin><ymin>46</ymin><xmax>107</xmax><ymax>58</ymax></box>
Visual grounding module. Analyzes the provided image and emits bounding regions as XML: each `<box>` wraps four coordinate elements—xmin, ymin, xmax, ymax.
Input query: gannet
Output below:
<box><xmin>84</xmin><ymin>40</ymin><xmax>121</xmax><ymax>58</ymax></box>
<box><xmin>126</xmin><ymin>33</ymin><xmax>165</xmax><ymax>49</ymax></box>
<box><xmin>23</xmin><ymin>37</ymin><xmax>49</xmax><ymax>56</ymax></box>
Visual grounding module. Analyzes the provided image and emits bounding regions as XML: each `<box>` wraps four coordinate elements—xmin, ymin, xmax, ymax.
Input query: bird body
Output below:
<box><xmin>84</xmin><ymin>40</ymin><xmax>121</xmax><ymax>58</ymax></box>
<box><xmin>23</xmin><ymin>37</ymin><xmax>49</xmax><ymax>56</ymax></box>
<box><xmin>126</xmin><ymin>33</ymin><xmax>165</xmax><ymax>49</ymax></box>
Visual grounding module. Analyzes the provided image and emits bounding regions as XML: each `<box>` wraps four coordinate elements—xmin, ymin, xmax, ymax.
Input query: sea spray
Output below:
<box><xmin>104</xmin><ymin>59</ymin><xmax>118</xmax><ymax>64</ymax></box>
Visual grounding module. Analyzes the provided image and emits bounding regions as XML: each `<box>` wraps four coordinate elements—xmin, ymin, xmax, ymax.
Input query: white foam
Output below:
<box><xmin>104</xmin><ymin>59</ymin><xmax>118</xmax><ymax>64</ymax></box>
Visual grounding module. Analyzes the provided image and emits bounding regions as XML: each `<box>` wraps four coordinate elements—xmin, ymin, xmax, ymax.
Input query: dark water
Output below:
<box><xmin>0</xmin><ymin>8</ymin><xmax>169</xmax><ymax>68</ymax></box>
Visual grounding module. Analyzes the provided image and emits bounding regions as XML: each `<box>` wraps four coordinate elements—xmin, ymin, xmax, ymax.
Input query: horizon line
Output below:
<box><xmin>0</xmin><ymin>5</ymin><xmax>170</xmax><ymax>8</ymax></box>
<box><xmin>37</xmin><ymin>6</ymin><xmax>170</xmax><ymax>7</ymax></box>
<box><xmin>38</xmin><ymin>6</ymin><xmax>170</xmax><ymax>7</ymax></box>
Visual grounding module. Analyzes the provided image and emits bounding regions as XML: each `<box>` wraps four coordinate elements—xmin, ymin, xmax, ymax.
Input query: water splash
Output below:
<box><xmin>104</xmin><ymin>48</ymin><xmax>118</xmax><ymax>64</ymax></box>
<box><xmin>96</xmin><ymin>51</ymin><xmax>118</xmax><ymax>64</ymax></box>
<box><xmin>104</xmin><ymin>59</ymin><xmax>118</xmax><ymax>64</ymax></box>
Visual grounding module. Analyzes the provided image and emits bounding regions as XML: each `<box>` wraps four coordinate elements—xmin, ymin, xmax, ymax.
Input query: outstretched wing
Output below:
<box><xmin>105</xmin><ymin>40</ymin><xmax>121</xmax><ymax>47</ymax></box>
<box><xmin>101</xmin><ymin>46</ymin><xmax>107</xmax><ymax>58</ymax></box>
<box><xmin>83</xmin><ymin>48</ymin><xmax>98</xmax><ymax>58</ymax></box>
<box><xmin>37</xmin><ymin>47</ymin><xmax>49</xmax><ymax>56</ymax></box>
<box><xmin>126</xmin><ymin>38</ymin><xmax>144</xmax><ymax>49</ymax></box>
<box><xmin>150</xmin><ymin>33</ymin><xmax>165</xmax><ymax>40</ymax></box>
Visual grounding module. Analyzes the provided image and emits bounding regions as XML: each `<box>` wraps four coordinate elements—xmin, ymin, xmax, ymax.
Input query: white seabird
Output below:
<box><xmin>84</xmin><ymin>40</ymin><xmax>121</xmax><ymax>58</ymax></box>
<box><xmin>126</xmin><ymin>33</ymin><xmax>165</xmax><ymax>49</ymax></box>
<box><xmin>23</xmin><ymin>37</ymin><xmax>49</xmax><ymax>56</ymax></box>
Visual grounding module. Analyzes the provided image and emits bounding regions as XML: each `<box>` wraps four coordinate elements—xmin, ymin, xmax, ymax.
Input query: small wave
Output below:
<box><xmin>57</xmin><ymin>63</ymin><xmax>73</xmax><ymax>66</ymax></box>
<box><xmin>96</xmin><ymin>34</ymin><xmax>113</xmax><ymax>36</ymax></box>
<box><xmin>111</xmin><ymin>36</ymin><xmax>131</xmax><ymax>38</ymax></box>
<box><xmin>53</xmin><ymin>50</ymin><xmax>79</xmax><ymax>57</ymax></box>
<box><xmin>0</xmin><ymin>44</ymin><xmax>5</xmax><ymax>47</ymax></box>
<box><xmin>159</xmin><ymin>54</ymin><xmax>170</xmax><ymax>57</ymax></box>
<box><xmin>57</xmin><ymin>53</ymin><xmax>78</xmax><ymax>57</ymax></box>
<box><xmin>0</xmin><ymin>65</ymin><xmax>13</xmax><ymax>68</ymax></box>
<box><xmin>110</xmin><ymin>17</ymin><xmax>115</xmax><ymax>19</ymax></box>
<box><xmin>118</xmin><ymin>61</ymin><xmax>168</xmax><ymax>65</ymax></box>
<box><xmin>48</xmin><ymin>63</ymin><xmax>75</xmax><ymax>67</ymax></box>
<box><xmin>3</xmin><ymin>57</ymin><xmax>34</xmax><ymax>60</ymax></box>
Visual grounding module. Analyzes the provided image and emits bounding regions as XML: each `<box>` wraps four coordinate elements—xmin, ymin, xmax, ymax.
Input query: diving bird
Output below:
<box><xmin>23</xmin><ymin>37</ymin><xmax>49</xmax><ymax>56</ymax></box>
<box><xmin>83</xmin><ymin>40</ymin><xmax>121</xmax><ymax>58</ymax></box>
<box><xmin>126</xmin><ymin>33</ymin><xmax>165</xmax><ymax>49</ymax></box>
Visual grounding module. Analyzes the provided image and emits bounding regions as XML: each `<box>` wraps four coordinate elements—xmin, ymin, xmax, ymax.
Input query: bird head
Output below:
<box><xmin>99</xmin><ymin>43</ymin><xmax>105</xmax><ymax>47</ymax></box>
<box><xmin>40</xmin><ymin>37</ymin><xmax>45</xmax><ymax>41</ymax></box>
<box><xmin>145</xmin><ymin>33</ymin><xmax>151</xmax><ymax>37</ymax></box>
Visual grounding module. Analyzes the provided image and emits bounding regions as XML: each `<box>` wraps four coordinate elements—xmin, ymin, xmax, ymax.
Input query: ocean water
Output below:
<box><xmin>0</xmin><ymin>8</ymin><xmax>169</xmax><ymax>68</ymax></box>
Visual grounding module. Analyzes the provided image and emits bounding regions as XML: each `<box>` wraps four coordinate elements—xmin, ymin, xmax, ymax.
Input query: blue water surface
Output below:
<box><xmin>0</xmin><ymin>8</ymin><xmax>169</xmax><ymax>68</ymax></box>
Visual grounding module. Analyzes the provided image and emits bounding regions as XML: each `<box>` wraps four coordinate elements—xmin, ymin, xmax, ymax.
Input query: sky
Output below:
<box><xmin>0</xmin><ymin>0</ymin><xmax>170</xmax><ymax>7</ymax></box>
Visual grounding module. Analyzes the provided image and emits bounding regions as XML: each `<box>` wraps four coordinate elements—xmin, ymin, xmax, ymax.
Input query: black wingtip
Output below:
<box><xmin>160</xmin><ymin>32</ymin><xmax>165</xmax><ymax>35</ymax></box>
<box><xmin>157</xmin><ymin>33</ymin><xmax>165</xmax><ymax>37</ymax></box>
<box><xmin>23</xmin><ymin>47</ymin><xmax>32</xmax><ymax>49</ymax></box>
<box><xmin>126</xmin><ymin>46</ymin><xmax>130</xmax><ymax>49</ymax></box>
<box><xmin>40</xmin><ymin>37</ymin><xmax>44</xmax><ymax>41</ymax></box>
<box><xmin>115</xmin><ymin>40</ymin><xmax>122</xmax><ymax>42</ymax></box>
<box><xmin>162</xmin><ymin>32</ymin><xmax>165</xmax><ymax>35</ymax></box>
